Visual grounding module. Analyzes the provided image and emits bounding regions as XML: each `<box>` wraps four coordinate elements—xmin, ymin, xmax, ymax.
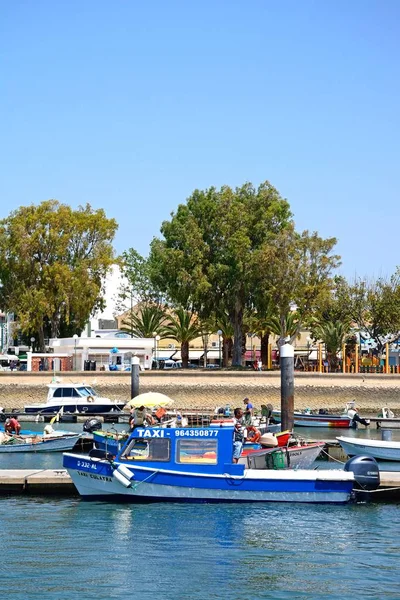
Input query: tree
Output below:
<box><xmin>120</xmin><ymin>304</ymin><xmax>167</xmax><ymax>338</ymax></box>
<box><xmin>115</xmin><ymin>249</ymin><xmax>166</xmax><ymax>316</ymax></box>
<box><xmin>332</xmin><ymin>271</ymin><xmax>400</xmax><ymax>355</ymax></box>
<box><xmin>312</xmin><ymin>320</ymin><xmax>350</xmax><ymax>371</ymax></box>
<box><xmin>162</xmin><ymin>308</ymin><xmax>202</xmax><ymax>368</ymax></box>
<box><xmin>254</xmin><ymin>225</ymin><xmax>341</xmax><ymax>345</ymax></box>
<box><xmin>215</xmin><ymin>311</ymin><xmax>234</xmax><ymax>367</ymax></box>
<box><xmin>0</xmin><ymin>200</ymin><xmax>117</xmax><ymax>350</ymax></box>
<box><xmin>149</xmin><ymin>181</ymin><xmax>292</xmax><ymax>365</ymax></box>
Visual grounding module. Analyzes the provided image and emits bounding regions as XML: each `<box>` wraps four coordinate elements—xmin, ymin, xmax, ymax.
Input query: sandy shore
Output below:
<box><xmin>0</xmin><ymin>371</ymin><xmax>399</xmax><ymax>415</ymax></box>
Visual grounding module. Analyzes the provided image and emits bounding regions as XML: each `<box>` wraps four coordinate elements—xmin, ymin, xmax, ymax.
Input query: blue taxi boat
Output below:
<box><xmin>62</xmin><ymin>426</ymin><xmax>369</xmax><ymax>504</ymax></box>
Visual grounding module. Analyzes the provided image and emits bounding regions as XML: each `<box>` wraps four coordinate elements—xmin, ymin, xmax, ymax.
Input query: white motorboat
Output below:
<box><xmin>337</xmin><ymin>436</ymin><xmax>400</xmax><ymax>461</ymax></box>
<box><xmin>24</xmin><ymin>382</ymin><xmax>126</xmax><ymax>415</ymax></box>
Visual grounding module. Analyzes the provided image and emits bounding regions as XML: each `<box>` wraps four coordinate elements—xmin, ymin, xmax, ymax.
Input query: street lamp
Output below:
<box><xmin>217</xmin><ymin>330</ymin><xmax>223</xmax><ymax>368</ymax></box>
<box><xmin>153</xmin><ymin>333</ymin><xmax>160</xmax><ymax>366</ymax></box>
<box><xmin>73</xmin><ymin>334</ymin><xmax>78</xmax><ymax>371</ymax></box>
<box><xmin>30</xmin><ymin>337</ymin><xmax>35</xmax><ymax>352</ymax></box>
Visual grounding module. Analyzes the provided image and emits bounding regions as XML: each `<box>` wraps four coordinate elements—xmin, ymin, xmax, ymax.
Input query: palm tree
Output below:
<box><xmin>265</xmin><ymin>311</ymin><xmax>301</xmax><ymax>347</ymax></box>
<box><xmin>312</xmin><ymin>320</ymin><xmax>350</xmax><ymax>371</ymax></box>
<box><xmin>162</xmin><ymin>308</ymin><xmax>202</xmax><ymax>368</ymax></box>
<box><xmin>216</xmin><ymin>311</ymin><xmax>234</xmax><ymax>367</ymax></box>
<box><xmin>121</xmin><ymin>304</ymin><xmax>167</xmax><ymax>338</ymax></box>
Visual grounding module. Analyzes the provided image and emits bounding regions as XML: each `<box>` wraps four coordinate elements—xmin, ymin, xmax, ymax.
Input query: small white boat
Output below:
<box><xmin>0</xmin><ymin>431</ymin><xmax>81</xmax><ymax>453</ymax></box>
<box><xmin>337</xmin><ymin>436</ymin><xmax>400</xmax><ymax>462</ymax></box>
<box><xmin>24</xmin><ymin>382</ymin><xmax>126</xmax><ymax>415</ymax></box>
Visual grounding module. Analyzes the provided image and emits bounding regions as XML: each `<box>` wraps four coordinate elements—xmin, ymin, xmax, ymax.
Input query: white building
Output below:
<box><xmin>49</xmin><ymin>335</ymin><xmax>154</xmax><ymax>371</ymax></box>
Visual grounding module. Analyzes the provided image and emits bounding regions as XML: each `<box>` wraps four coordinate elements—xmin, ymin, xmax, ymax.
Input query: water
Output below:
<box><xmin>1</xmin><ymin>423</ymin><xmax>400</xmax><ymax>599</ymax></box>
<box><xmin>1</xmin><ymin>497</ymin><xmax>399</xmax><ymax>600</ymax></box>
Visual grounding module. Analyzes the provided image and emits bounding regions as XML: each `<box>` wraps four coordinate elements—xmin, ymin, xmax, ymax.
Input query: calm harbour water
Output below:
<box><xmin>1</xmin><ymin>496</ymin><xmax>399</xmax><ymax>600</ymax></box>
<box><xmin>1</xmin><ymin>424</ymin><xmax>400</xmax><ymax>598</ymax></box>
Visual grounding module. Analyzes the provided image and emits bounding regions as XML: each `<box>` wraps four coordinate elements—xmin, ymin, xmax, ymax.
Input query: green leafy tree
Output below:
<box><xmin>115</xmin><ymin>249</ymin><xmax>166</xmax><ymax>315</ymax></box>
<box><xmin>0</xmin><ymin>200</ymin><xmax>117</xmax><ymax>350</ymax></box>
<box><xmin>255</xmin><ymin>225</ymin><xmax>340</xmax><ymax>345</ymax></box>
<box><xmin>149</xmin><ymin>181</ymin><xmax>292</xmax><ymax>365</ymax></box>
<box><xmin>332</xmin><ymin>272</ymin><xmax>400</xmax><ymax>355</ymax></box>
<box><xmin>162</xmin><ymin>308</ymin><xmax>202</xmax><ymax>368</ymax></box>
<box><xmin>312</xmin><ymin>320</ymin><xmax>350</xmax><ymax>371</ymax></box>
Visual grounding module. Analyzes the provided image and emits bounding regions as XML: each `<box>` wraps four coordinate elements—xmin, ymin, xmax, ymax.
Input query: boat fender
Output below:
<box><xmin>112</xmin><ymin>464</ymin><xmax>135</xmax><ymax>487</ymax></box>
<box><xmin>113</xmin><ymin>469</ymin><xmax>133</xmax><ymax>488</ymax></box>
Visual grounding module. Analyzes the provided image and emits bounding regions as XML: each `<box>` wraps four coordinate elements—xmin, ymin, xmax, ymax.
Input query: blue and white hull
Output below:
<box><xmin>63</xmin><ymin>453</ymin><xmax>355</xmax><ymax>504</ymax></box>
<box><xmin>0</xmin><ymin>434</ymin><xmax>81</xmax><ymax>453</ymax></box>
<box><xmin>24</xmin><ymin>402</ymin><xmax>126</xmax><ymax>415</ymax></box>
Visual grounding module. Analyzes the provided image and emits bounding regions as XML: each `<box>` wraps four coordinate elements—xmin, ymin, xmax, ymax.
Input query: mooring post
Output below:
<box><xmin>131</xmin><ymin>356</ymin><xmax>140</xmax><ymax>399</ymax></box>
<box><xmin>280</xmin><ymin>342</ymin><xmax>294</xmax><ymax>431</ymax></box>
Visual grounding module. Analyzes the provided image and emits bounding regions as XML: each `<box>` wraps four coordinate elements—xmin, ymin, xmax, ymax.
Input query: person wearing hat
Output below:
<box><xmin>346</xmin><ymin>401</ymin><xmax>370</xmax><ymax>428</ymax></box>
<box><xmin>129</xmin><ymin>405</ymin><xmax>154</xmax><ymax>430</ymax></box>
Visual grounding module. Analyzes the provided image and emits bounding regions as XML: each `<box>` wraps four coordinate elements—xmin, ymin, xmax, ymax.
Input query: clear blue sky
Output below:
<box><xmin>1</xmin><ymin>0</ymin><xmax>399</xmax><ymax>279</ymax></box>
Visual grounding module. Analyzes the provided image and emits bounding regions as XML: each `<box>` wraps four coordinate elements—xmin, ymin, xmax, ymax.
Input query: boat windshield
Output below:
<box><xmin>122</xmin><ymin>438</ymin><xmax>170</xmax><ymax>462</ymax></box>
<box><xmin>77</xmin><ymin>387</ymin><xmax>97</xmax><ymax>397</ymax></box>
<box><xmin>176</xmin><ymin>439</ymin><xmax>218</xmax><ymax>464</ymax></box>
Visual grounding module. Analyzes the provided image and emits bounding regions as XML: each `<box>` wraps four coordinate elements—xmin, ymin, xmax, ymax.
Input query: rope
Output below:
<box><xmin>130</xmin><ymin>469</ymin><xmax>160</xmax><ymax>491</ymax></box>
<box><xmin>319</xmin><ymin>447</ymin><xmax>346</xmax><ymax>464</ymax></box>
<box><xmin>354</xmin><ymin>485</ymin><xmax>400</xmax><ymax>494</ymax></box>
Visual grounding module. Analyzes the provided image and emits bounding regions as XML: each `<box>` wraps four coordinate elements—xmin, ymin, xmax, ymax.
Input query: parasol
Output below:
<box><xmin>125</xmin><ymin>392</ymin><xmax>174</xmax><ymax>409</ymax></box>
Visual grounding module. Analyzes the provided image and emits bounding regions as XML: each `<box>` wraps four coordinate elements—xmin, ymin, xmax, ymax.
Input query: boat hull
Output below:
<box><xmin>24</xmin><ymin>403</ymin><xmax>126</xmax><ymax>415</ymax></box>
<box><xmin>337</xmin><ymin>436</ymin><xmax>400</xmax><ymax>461</ymax></box>
<box><xmin>0</xmin><ymin>434</ymin><xmax>81</xmax><ymax>453</ymax></box>
<box><xmin>63</xmin><ymin>453</ymin><xmax>354</xmax><ymax>504</ymax></box>
<box><xmin>272</xmin><ymin>411</ymin><xmax>352</xmax><ymax>428</ymax></box>
<box><xmin>240</xmin><ymin>443</ymin><xmax>325</xmax><ymax>469</ymax></box>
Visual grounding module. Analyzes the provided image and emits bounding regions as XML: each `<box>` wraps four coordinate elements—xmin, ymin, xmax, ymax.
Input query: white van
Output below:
<box><xmin>163</xmin><ymin>359</ymin><xmax>182</xmax><ymax>370</ymax></box>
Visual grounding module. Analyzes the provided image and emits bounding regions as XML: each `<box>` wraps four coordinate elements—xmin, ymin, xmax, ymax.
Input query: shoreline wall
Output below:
<box><xmin>0</xmin><ymin>371</ymin><xmax>399</xmax><ymax>414</ymax></box>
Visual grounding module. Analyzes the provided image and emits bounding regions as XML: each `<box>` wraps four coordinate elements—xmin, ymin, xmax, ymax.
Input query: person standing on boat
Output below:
<box><xmin>4</xmin><ymin>415</ymin><xmax>21</xmax><ymax>435</ymax></box>
<box><xmin>129</xmin><ymin>405</ymin><xmax>154</xmax><ymax>430</ymax></box>
<box><xmin>243</xmin><ymin>398</ymin><xmax>254</xmax><ymax>426</ymax></box>
<box><xmin>233</xmin><ymin>407</ymin><xmax>244</xmax><ymax>463</ymax></box>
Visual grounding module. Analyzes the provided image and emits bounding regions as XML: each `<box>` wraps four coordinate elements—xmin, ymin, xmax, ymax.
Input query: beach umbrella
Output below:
<box><xmin>125</xmin><ymin>392</ymin><xmax>174</xmax><ymax>409</ymax></box>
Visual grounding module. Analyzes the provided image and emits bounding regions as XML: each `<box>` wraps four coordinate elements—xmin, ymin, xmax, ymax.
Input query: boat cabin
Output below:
<box><xmin>117</xmin><ymin>426</ymin><xmax>244</xmax><ymax>475</ymax></box>
<box><xmin>47</xmin><ymin>383</ymin><xmax>98</xmax><ymax>400</ymax></box>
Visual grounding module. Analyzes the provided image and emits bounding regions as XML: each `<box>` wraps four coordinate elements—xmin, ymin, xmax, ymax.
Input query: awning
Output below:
<box><xmin>244</xmin><ymin>350</ymin><xmax>260</xmax><ymax>360</ymax></box>
<box><xmin>155</xmin><ymin>351</ymin><xmax>176</xmax><ymax>360</ymax></box>
<box><xmin>309</xmin><ymin>350</ymin><xmax>326</xmax><ymax>361</ymax></box>
<box><xmin>189</xmin><ymin>350</ymin><xmax>204</xmax><ymax>360</ymax></box>
<box><xmin>204</xmin><ymin>349</ymin><xmax>221</xmax><ymax>359</ymax></box>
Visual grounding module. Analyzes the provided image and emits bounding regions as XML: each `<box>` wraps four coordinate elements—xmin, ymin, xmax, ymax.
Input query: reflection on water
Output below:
<box><xmin>1</xmin><ymin>498</ymin><xmax>399</xmax><ymax>600</ymax></box>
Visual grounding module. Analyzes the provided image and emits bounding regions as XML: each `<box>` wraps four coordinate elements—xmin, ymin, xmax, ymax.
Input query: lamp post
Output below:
<box><xmin>73</xmin><ymin>334</ymin><xmax>78</xmax><ymax>371</ymax></box>
<box><xmin>30</xmin><ymin>337</ymin><xmax>35</xmax><ymax>353</ymax></box>
<box><xmin>217</xmin><ymin>330</ymin><xmax>222</xmax><ymax>368</ymax></box>
<box><xmin>153</xmin><ymin>333</ymin><xmax>160</xmax><ymax>366</ymax></box>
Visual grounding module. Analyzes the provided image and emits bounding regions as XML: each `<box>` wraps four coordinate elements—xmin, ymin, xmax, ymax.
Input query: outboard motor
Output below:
<box><xmin>83</xmin><ymin>418</ymin><xmax>103</xmax><ymax>433</ymax></box>
<box><xmin>344</xmin><ymin>455</ymin><xmax>380</xmax><ymax>490</ymax></box>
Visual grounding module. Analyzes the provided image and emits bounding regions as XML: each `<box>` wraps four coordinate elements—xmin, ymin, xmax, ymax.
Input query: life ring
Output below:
<box><xmin>87</xmin><ymin>396</ymin><xmax>94</xmax><ymax>403</ymax></box>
